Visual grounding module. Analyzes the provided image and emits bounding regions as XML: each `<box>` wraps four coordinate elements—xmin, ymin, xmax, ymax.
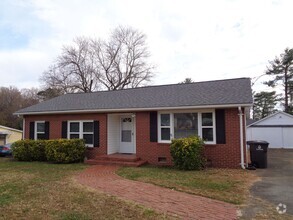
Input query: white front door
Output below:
<box><xmin>120</xmin><ymin>116</ymin><xmax>135</xmax><ymax>153</ymax></box>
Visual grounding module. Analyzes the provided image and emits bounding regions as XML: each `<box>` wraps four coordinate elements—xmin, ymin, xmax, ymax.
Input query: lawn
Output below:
<box><xmin>0</xmin><ymin>157</ymin><xmax>167</xmax><ymax>220</ymax></box>
<box><xmin>116</xmin><ymin>165</ymin><xmax>257</xmax><ymax>205</ymax></box>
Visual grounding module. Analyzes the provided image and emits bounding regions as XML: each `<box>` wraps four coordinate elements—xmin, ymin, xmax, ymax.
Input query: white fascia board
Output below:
<box><xmin>16</xmin><ymin>103</ymin><xmax>253</xmax><ymax>116</ymax></box>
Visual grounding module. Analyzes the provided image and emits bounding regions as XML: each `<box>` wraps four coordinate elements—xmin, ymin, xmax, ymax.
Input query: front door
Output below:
<box><xmin>120</xmin><ymin>116</ymin><xmax>135</xmax><ymax>153</ymax></box>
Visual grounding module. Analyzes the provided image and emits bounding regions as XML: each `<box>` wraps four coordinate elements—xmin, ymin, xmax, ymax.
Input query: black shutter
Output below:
<box><xmin>61</xmin><ymin>121</ymin><xmax>68</xmax><ymax>139</ymax></box>
<box><xmin>93</xmin><ymin>121</ymin><xmax>100</xmax><ymax>147</ymax></box>
<box><xmin>44</xmin><ymin>121</ymin><xmax>50</xmax><ymax>140</ymax></box>
<box><xmin>29</xmin><ymin>122</ymin><xmax>35</xmax><ymax>140</ymax></box>
<box><xmin>216</xmin><ymin>109</ymin><xmax>226</xmax><ymax>144</ymax></box>
<box><xmin>150</xmin><ymin>111</ymin><xmax>158</xmax><ymax>142</ymax></box>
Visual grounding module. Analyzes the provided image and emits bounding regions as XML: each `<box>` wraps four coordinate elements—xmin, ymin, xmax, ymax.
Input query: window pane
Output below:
<box><xmin>122</xmin><ymin>118</ymin><xmax>132</xmax><ymax>123</ymax></box>
<box><xmin>37</xmin><ymin>133</ymin><xmax>46</xmax><ymax>140</ymax></box>
<box><xmin>70</xmin><ymin>122</ymin><xmax>79</xmax><ymax>132</ymax></box>
<box><xmin>37</xmin><ymin>123</ymin><xmax>45</xmax><ymax>132</ymax></box>
<box><xmin>161</xmin><ymin>114</ymin><xmax>170</xmax><ymax>126</ymax></box>
<box><xmin>70</xmin><ymin>134</ymin><xmax>80</xmax><ymax>139</ymax></box>
<box><xmin>161</xmin><ymin>128</ymin><xmax>170</xmax><ymax>140</ymax></box>
<box><xmin>202</xmin><ymin>128</ymin><xmax>213</xmax><ymax>141</ymax></box>
<box><xmin>83</xmin><ymin>122</ymin><xmax>93</xmax><ymax>132</ymax></box>
<box><xmin>202</xmin><ymin>113</ymin><xmax>213</xmax><ymax>126</ymax></box>
<box><xmin>83</xmin><ymin>134</ymin><xmax>93</xmax><ymax>144</ymax></box>
<box><xmin>174</xmin><ymin>113</ymin><xmax>198</xmax><ymax>139</ymax></box>
<box><xmin>121</xmin><ymin>130</ymin><xmax>132</xmax><ymax>142</ymax></box>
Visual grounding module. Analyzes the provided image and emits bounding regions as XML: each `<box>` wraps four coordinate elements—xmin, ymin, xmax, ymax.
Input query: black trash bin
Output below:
<box><xmin>247</xmin><ymin>140</ymin><xmax>269</xmax><ymax>168</ymax></box>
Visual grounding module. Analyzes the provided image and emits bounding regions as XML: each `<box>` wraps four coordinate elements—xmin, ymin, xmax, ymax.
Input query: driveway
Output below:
<box><xmin>244</xmin><ymin>149</ymin><xmax>293</xmax><ymax>218</ymax></box>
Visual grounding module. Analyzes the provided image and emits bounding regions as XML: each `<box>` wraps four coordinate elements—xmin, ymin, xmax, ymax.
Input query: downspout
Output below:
<box><xmin>238</xmin><ymin>107</ymin><xmax>246</xmax><ymax>169</ymax></box>
<box><xmin>22</xmin><ymin>116</ymin><xmax>25</xmax><ymax>140</ymax></box>
<box><xmin>244</xmin><ymin>110</ymin><xmax>249</xmax><ymax>167</ymax></box>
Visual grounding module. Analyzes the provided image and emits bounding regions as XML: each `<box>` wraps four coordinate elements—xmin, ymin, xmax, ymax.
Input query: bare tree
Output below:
<box><xmin>93</xmin><ymin>26</ymin><xmax>154</xmax><ymax>90</ymax></box>
<box><xmin>37</xmin><ymin>87</ymin><xmax>64</xmax><ymax>101</ymax></box>
<box><xmin>41</xmin><ymin>37</ymin><xmax>99</xmax><ymax>93</ymax></box>
<box><xmin>0</xmin><ymin>87</ymin><xmax>40</xmax><ymax>129</ymax></box>
<box><xmin>41</xmin><ymin>26</ymin><xmax>154</xmax><ymax>93</ymax></box>
<box><xmin>21</xmin><ymin>88</ymin><xmax>40</xmax><ymax>106</ymax></box>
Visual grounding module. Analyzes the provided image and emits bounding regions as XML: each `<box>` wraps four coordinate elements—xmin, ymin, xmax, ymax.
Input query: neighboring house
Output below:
<box><xmin>15</xmin><ymin>78</ymin><xmax>253</xmax><ymax>168</ymax></box>
<box><xmin>247</xmin><ymin>111</ymin><xmax>293</xmax><ymax>149</ymax></box>
<box><xmin>0</xmin><ymin>125</ymin><xmax>23</xmax><ymax>145</ymax></box>
<box><xmin>246</xmin><ymin>118</ymin><xmax>257</xmax><ymax>126</ymax></box>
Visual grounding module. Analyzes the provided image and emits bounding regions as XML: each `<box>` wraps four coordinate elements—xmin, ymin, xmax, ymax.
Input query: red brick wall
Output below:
<box><xmin>135</xmin><ymin>108</ymin><xmax>246</xmax><ymax>168</ymax></box>
<box><xmin>24</xmin><ymin>108</ymin><xmax>247</xmax><ymax>168</ymax></box>
<box><xmin>204</xmin><ymin>108</ymin><xmax>246</xmax><ymax>168</ymax></box>
<box><xmin>24</xmin><ymin>113</ymin><xmax>107</xmax><ymax>159</ymax></box>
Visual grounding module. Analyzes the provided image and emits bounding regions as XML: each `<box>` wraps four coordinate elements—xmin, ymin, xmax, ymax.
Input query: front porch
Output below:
<box><xmin>107</xmin><ymin>113</ymin><xmax>136</xmax><ymax>154</ymax></box>
<box><xmin>86</xmin><ymin>153</ymin><xmax>147</xmax><ymax>167</ymax></box>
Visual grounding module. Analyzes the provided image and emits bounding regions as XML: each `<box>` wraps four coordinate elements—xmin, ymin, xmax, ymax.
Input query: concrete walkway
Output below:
<box><xmin>75</xmin><ymin>165</ymin><xmax>238</xmax><ymax>219</ymax></box>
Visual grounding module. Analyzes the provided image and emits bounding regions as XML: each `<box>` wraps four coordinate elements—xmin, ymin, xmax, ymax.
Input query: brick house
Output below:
<box><xmin>15</xmin><ymin>78</ymin><xmax>253</xmax><ymax>168</ymax></box>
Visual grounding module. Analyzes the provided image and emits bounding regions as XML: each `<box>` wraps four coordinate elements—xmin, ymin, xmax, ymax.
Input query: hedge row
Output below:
<box><xmin>170</xmin><ymin>136</ymin><xmax>206</xmax><ymax>170</ymax></box>
<box><xmin>11</xmin><ymin>139</ymin><xmax>86</xmax><ymax>163</ymax></box>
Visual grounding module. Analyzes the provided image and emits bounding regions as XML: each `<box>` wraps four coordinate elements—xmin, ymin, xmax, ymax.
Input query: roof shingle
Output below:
<box><xmin>16</xmin><ymin>78</ymin><xmax>253</xmax><ymax>115</ymax></box>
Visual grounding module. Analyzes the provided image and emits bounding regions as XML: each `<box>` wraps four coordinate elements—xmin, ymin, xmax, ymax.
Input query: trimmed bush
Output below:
<box><xmin>45</xmin><ymin>139</ymin><xmax>86</xmax><ymax>163</ymax></box>
<box><xmin>12</xmin><ymin>139</ymin><xmax>86</xmax><ymax>163</ymax></box>
<box><xmin>12</xmin><ymin>139</ymin><xmax>46</xmax><ymax>161</ymax></box>
<box><xmin>170</xmin><ymin>136</ymin><xmax>206</xmax><ymax>170</ymax></box>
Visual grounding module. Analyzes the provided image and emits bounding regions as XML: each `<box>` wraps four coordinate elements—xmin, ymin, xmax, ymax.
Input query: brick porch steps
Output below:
<box><xmin>85</xmin><ymin>153</ymin><xmax>147</xmax><ymax>167</ymax></box>
<box><xmin>85</xmin><ymin>159</ymin><xmax>147</xmax><ymax>167</ymax></box>
<box><xmin>95</xmin><ymin>153</ymin><xmax>140</xmax><ymax>162</ymax></box>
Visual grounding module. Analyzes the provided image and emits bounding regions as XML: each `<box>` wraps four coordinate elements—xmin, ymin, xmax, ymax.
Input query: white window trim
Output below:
<box><xmin>201</xmin><ymin>112</ymin><xmax>217</xmax><ymax>144</ymax></box>
<box><xmin>68</xmin><ymin>120</ymin><xmax>94</xmax><ymax>147</ymax></box>
<box><xmin>34</xmin><ymin>121</ymin><xmax>45</xmax><ymax>140</ymax></box>
<box><xmin>158</xmin><ymin>113</ymin><xmax>173</xmax><ymax>143</ymax></box>
<box><xmin>158</xmin><ymin>110</ymin><xmax>216</xmax><ymax>144</ymax></box>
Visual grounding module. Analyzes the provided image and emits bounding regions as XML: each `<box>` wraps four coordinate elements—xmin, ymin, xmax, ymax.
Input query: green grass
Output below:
<box><xmin>116</xmin><ymin>165</ymin><xmax>256</xmax><ymax>205</ymax></box>
<box><xmin>0</xmin><ymin>157</ymin><xmax>168</xmax><ymax>220</ymax></box>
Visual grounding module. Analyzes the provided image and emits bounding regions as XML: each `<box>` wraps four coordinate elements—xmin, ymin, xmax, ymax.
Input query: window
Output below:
<box><xmin>174</xmin><ymin>113</ymin><xmax>198</xmax><ymax>139</ymax></box>
<box><xmin>202</xmin><ymin>113</ymin><xmax>214</xmax><ymax>142</ymax></box>
<box><xmin>35</xmin><ymin>121</ymin><xmax>45</xmax><ymax>140</ymax></box>
<box><xmin>68</xmin><ymin>121</ymin><xmax>94</xmax><ymax>147</ymax></box>
<box><xmin>158</xmin><ymin>111</ymin><xmax>215</xmax><ymax>144</ymax></box>
<box><xmin>160</xmin><ymin>114</ymin><xmax>171</xmax><ymax>141</ymax></box>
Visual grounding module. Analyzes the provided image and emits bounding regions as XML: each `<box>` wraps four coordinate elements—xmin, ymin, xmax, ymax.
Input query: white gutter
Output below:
<box><xmin>238</xmin><ymin>106</ymin><xmax>246</xmax><ymax>169</ymax></box>
<box><xmin>15</xmin><ymin>103</ymin><xmax>253</xmax><ymax>116</ymax></box>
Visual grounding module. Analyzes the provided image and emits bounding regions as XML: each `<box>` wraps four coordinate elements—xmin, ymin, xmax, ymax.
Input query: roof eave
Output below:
<box><xmin>15</xmin><ymin>103</ymin><xmax>253</xmax><ymax>116</ymax></box>
<box><xmin>0</xmin><ymin>125</ymin><xmax>23</xmax><ymax>133</ymax></box>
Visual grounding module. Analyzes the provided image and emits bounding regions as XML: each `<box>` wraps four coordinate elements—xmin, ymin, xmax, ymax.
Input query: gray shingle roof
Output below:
<box><xmin>16</xmin><ymin>78</ymin><xmax>253</xmax><ymax>115</ymax></box>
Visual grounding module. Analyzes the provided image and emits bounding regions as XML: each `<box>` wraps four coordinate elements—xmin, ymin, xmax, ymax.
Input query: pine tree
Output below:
<box><xmin>265</xmin><ymin>48</ymin><xmax>293</xmax><ymax>113</ymax></box>
<box><xmin>253</xmin><ymin>91</ymin><xmax>279</xmax><ymax>120</ymax></box>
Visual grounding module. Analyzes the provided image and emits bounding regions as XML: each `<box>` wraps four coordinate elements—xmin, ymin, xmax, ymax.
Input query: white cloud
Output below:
<box><xmin>0</xmin><ymin>0</ymin><xmax>292</xmax><ymax>94</ymax></box>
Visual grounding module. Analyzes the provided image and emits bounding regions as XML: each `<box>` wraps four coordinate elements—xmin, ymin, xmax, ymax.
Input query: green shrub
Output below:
<box><xmin>45</xmin><ymin>139</ymin><xmax>86</xmax><ymax>163</ymax></box>
<box><xmin>12</xmin><ymin>139</ymin><xmax>86</xmax><ymax>163</ymax></box>
<box><xmin>12</xmin><ymin>140</ymin><xmax>33</xmax><ymax>161</ymax></box>
<box><xmin>30</xmin><ymin>140</ymin><xmax>47</xmax><ymax>161</ymax></box>
<box><xmin>170</xmin><ymin>136</ymin><xmax>206</xmax><ymax>170</ymax></box>
<box><xmin>12</xmin><ymin>139</ymin><xmax>46</xmax><ymax>161</ymax></box>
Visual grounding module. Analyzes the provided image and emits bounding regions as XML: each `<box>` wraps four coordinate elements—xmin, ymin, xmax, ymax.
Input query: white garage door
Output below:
<box><xmin>282</xmin><ymin>128</ymin><xmax>293</xmax><ymax>148</ymax></box>
<box><xmin>247</xmin><ymin>127</ymin><xmax>293</xmax><ymax>148</ymax></box>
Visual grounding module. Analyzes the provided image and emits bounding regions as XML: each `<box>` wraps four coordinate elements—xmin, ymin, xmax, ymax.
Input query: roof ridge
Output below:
<box><xmin>66</xmin><ymin>77</ymin><xmax>250</xmax><ymax>95</ymax></box>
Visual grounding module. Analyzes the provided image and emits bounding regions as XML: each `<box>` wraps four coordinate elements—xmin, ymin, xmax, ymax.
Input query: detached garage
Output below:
<box><xmin>247</xmin><ymin>111</ymin><xmax>293</xmax><ymax>149</ymax></box>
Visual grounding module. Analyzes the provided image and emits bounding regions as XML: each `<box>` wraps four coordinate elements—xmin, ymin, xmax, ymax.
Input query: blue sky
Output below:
<box><xmin>0</xmin><ymin>0</ymin><xmax>292</xmax><ymax>93</ymax></box>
